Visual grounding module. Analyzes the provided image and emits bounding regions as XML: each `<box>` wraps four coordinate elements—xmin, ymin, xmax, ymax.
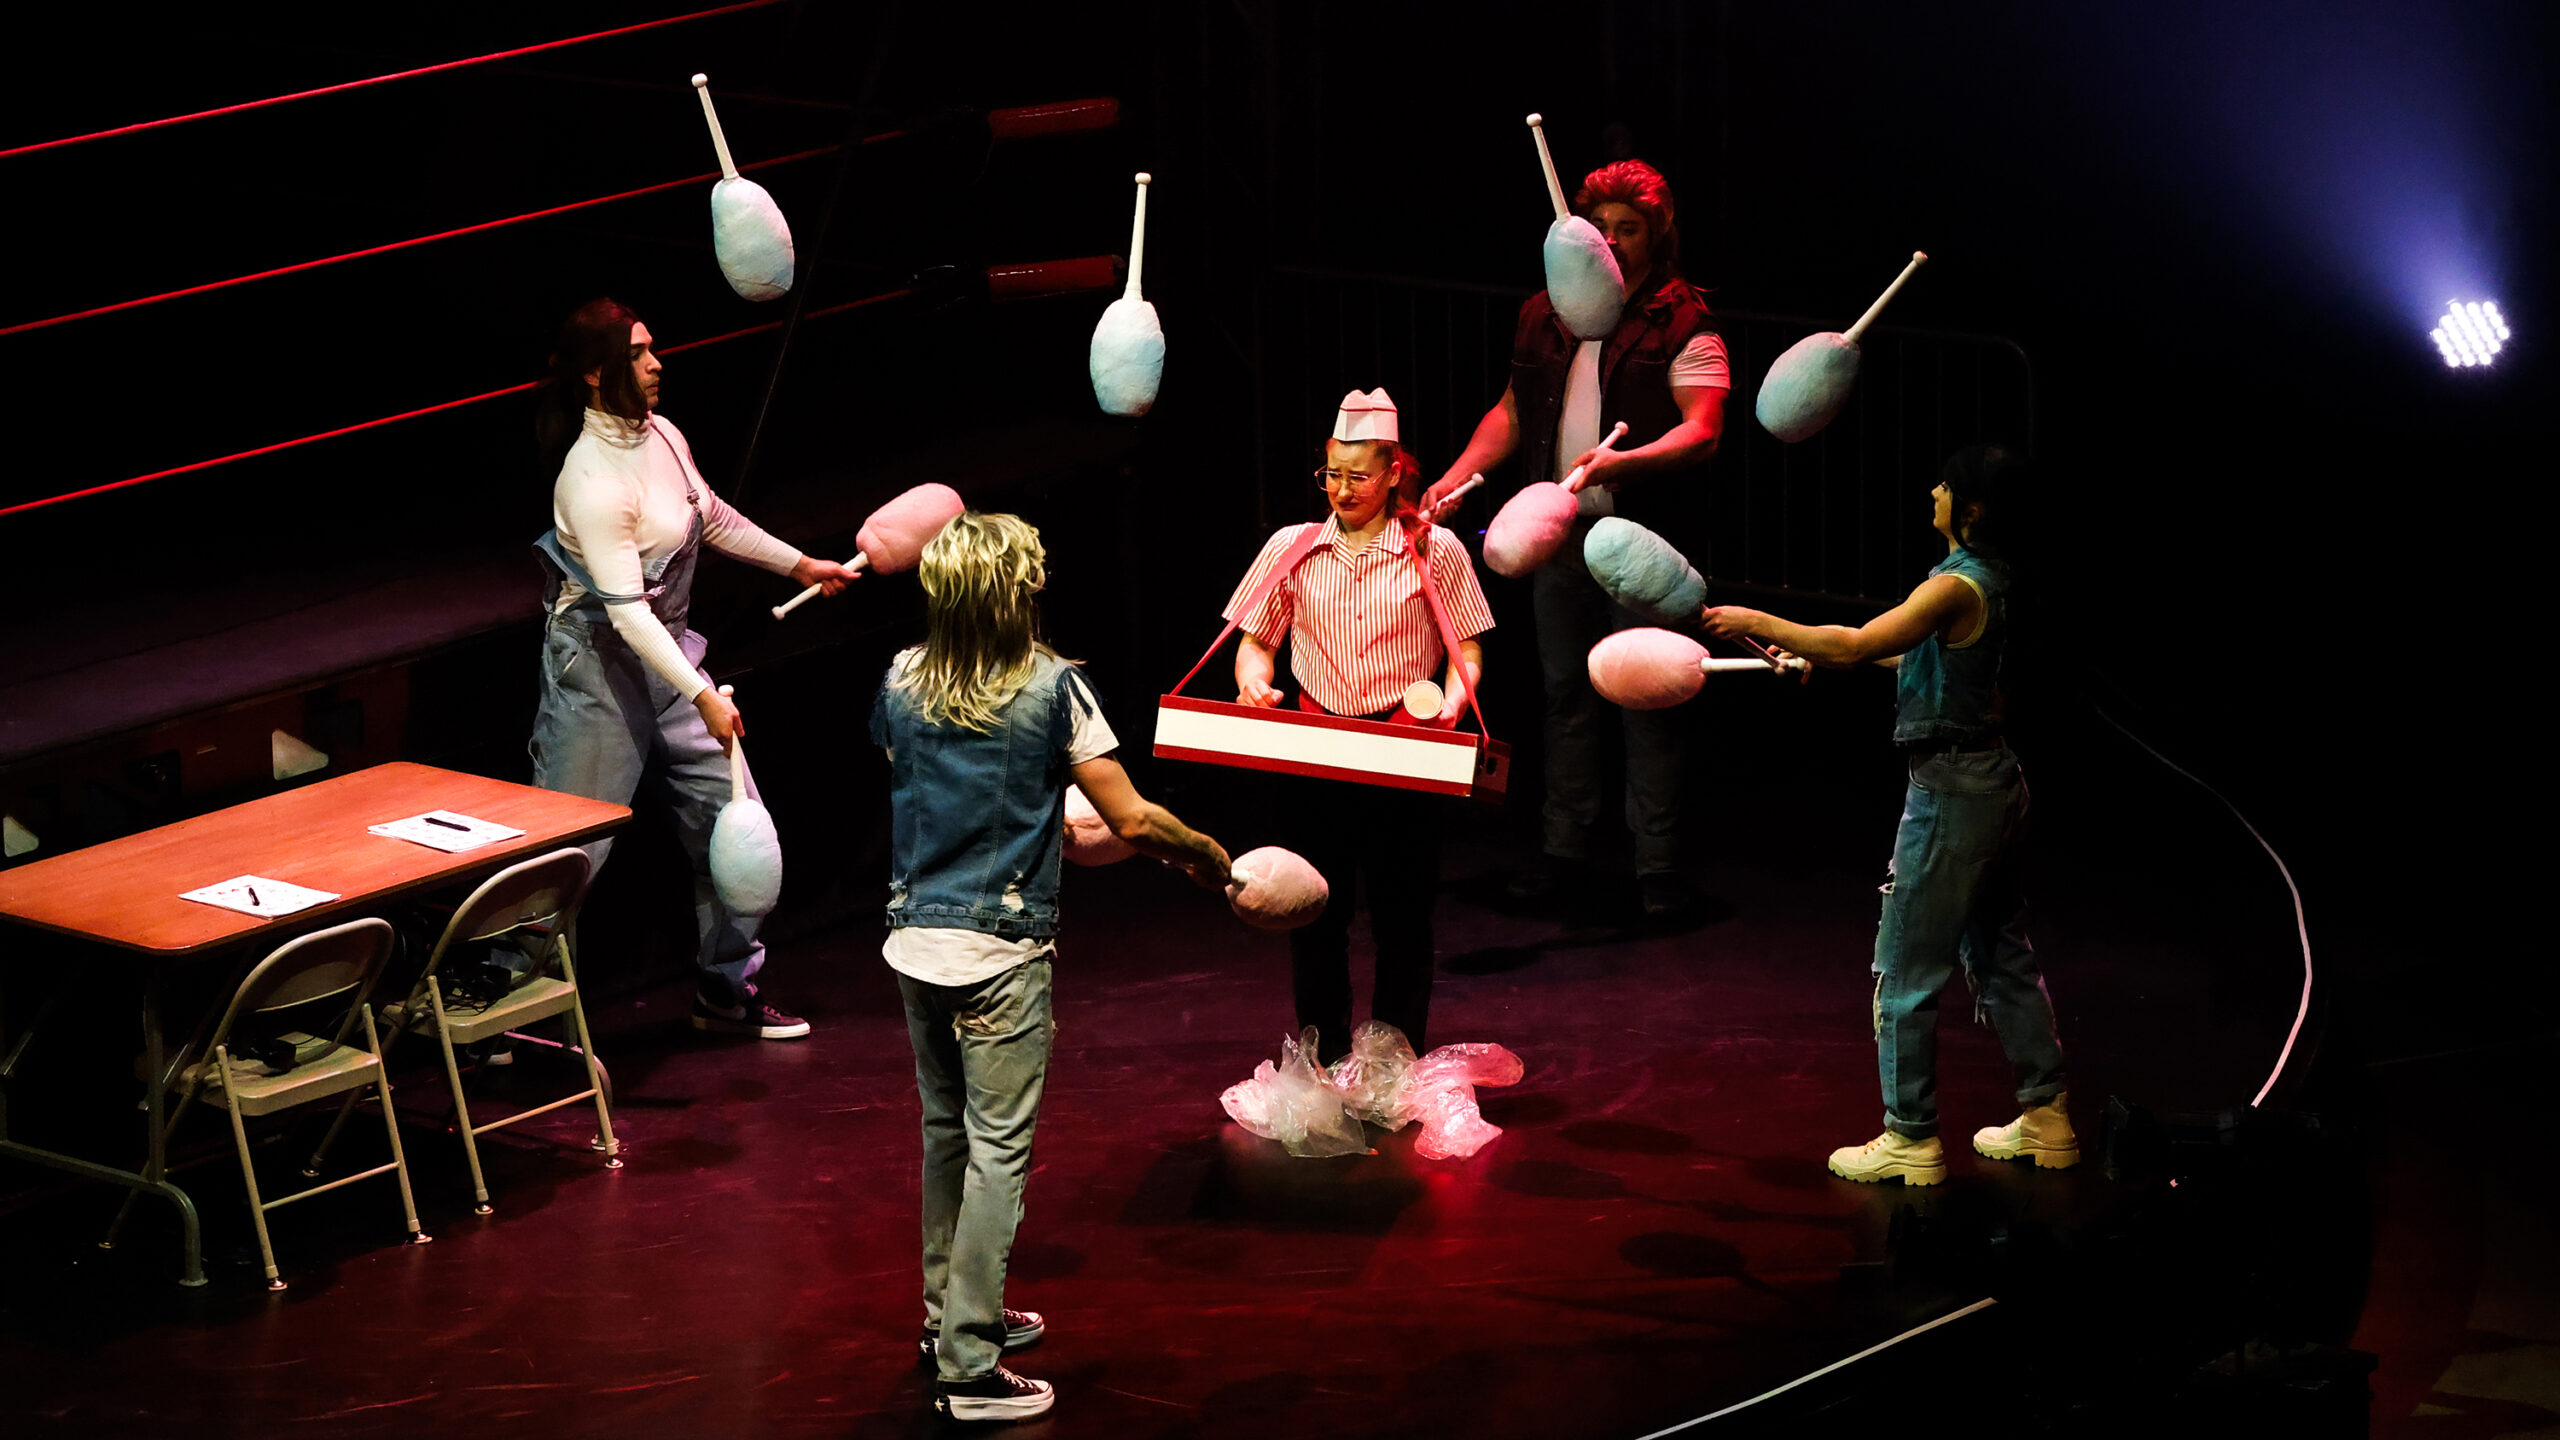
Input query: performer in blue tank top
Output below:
<box><xmin>1702</xmin><ymin>445</ymin><xmax>2071</xmax><ymax>1186</ymax></box>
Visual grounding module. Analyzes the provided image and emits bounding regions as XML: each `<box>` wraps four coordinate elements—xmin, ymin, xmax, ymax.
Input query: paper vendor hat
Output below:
<box><xmin>1331</xmin><ymin>388</ymin><xmax>1400</xmax><ymax>444</ymax></box>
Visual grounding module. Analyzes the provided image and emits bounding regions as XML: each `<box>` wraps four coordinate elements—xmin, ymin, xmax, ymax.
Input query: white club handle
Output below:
<box><xmin>1842</xmin><ymin>251</ymin><xmax>1929</xmax><ymax>346</ymax></box>
<box><xmin>771</xmin><ymin>551</ymin><xmax>873</xmax><ymax>620</ymax></box>
<box><xmin>717</xmin><ymin>686</ymin><xmax>748</xmax><ymax>797</ymax></box>
<box><xmin>693</xmin><ymin>74</ymin><xmax>740</xmax><ymax>181</ymax></box>
<box><xmin>1526</xmin><ymin>113</ymin><xmax>1569</xmax><ymax>220</ymax></box>
<box><xmin>1702</xmin><ymin>656</ymin><xmax>1807</xmax><ymax>676</ymax></box>
<box><xmin>1126</xmin><ymin>172</ymin><xmax>1152</xmax><ymax>300</ymax></box>
<box><xmin>1560</xmin><ymin>421</ymin><xmax>1630</xmax><ymax>493</ymax></box>
<box><xmin>1422</xmin><ymin>473</ymin><xmax>1483</xmax><ymax>525</ymax></box>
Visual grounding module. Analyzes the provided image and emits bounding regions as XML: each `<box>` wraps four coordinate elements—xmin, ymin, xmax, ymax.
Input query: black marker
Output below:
<box><xmin>425</xmin><ymin>816</ymin><xmax>471</xmax><ymax>832</ymax></box>
<box><xmin>246</xmin><ymin>886</ymin><xmax>261</xmax><ymax>906</ymax></box>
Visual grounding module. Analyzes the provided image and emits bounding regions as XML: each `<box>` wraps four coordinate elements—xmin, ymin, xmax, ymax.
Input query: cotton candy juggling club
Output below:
<box><xmin>1528</xmin><ymin>114</ymin><xmax>1623</xmax><ymax>341</ymax></box>
<box><xmin>1482</xmin><ymin>420</ymin><xmax>1626</xmax><ymax>578</ymax></box>
<box><xmin>1063</xmin><ymin>785</ymin><xmax>1137</xmax><ymax>866</ymax></box>
<box><xmin>1587</xmin><ymin>629</ymin><xmax>1809</xmax><ymax>711</ymax></box>
<box><xmin>771</xmin><ymin>483</ymin><xmax>966</xmax><ymax>619</ymax></box>
<box><xmin>693</xmin><ymin>75</ymin><xmax>795</xmax><ymax>302</ymax></box>
<box><xmin>707</xmin><ymin>689</ymin><xmax>783</xmax><ymax>916</ymax></box>
<box><xmin>1583</xmin><ymin>517</ymin><xmax>1707</xmax><ymax>627</ymax></box>
<box><xmin>1226</xmin><ymin>847</ymin><xmax>1329</xmax><ymax>931</ymax></box>
<box><xmin>1089</xmin><ymin>173</ymin><xmax>1166</xmax><ymax>417</ymax></box>
<box><xmin>1756</xmin><ymin>251</ymin><xmax>1928</xmax><ymax>443</ymax></box>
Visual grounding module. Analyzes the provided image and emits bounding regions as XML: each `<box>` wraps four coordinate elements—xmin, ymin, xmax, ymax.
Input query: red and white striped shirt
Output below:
<box><xmin>1222</xmin><ymin>517</ymin><xmax>1496</xmax><ymax>716</ymax></box>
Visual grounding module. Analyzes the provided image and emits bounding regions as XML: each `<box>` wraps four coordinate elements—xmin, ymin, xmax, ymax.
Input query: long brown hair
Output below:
<box><xmin>536</xmin><ymin>297</ymin><xmax>651</xmax><ymax>474</ymax></box>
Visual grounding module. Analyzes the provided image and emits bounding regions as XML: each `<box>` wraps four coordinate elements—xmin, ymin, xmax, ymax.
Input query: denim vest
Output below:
<box><xmin>870</xmin><ymin>650</ymin><xmax>1087</xmax><ymax>939</ymax></box>
<box><xmin>1893</xmin><ymin>547</ymin><xmax>2009</xmax><ymax>746</ymax></box>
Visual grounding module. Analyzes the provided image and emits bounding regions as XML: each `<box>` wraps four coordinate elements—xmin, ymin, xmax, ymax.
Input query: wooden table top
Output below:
<box><xmin>0</xmin><ymin>763</ymin><xmax>628</xmax><ymax>956</ymax></box>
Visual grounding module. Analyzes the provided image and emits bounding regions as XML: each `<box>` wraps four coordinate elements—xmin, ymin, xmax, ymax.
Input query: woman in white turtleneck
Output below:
<box><xmin>528</xmin><ymin>298</ymin><xmax>858</xmax><ymax>1040</ymax></box>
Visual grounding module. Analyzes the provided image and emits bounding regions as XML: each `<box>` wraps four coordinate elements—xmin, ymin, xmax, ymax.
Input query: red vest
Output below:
<box><xmin>1507</xmin><ymin>275</ymin><xmax>1718</xmax><ymax>555</ymax></box>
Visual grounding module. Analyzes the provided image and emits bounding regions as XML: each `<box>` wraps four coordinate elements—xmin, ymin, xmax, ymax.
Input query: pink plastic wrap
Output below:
<box><xmin>1222</xmin><ymin>1021</ymin><xmax>1525</xmax><ymax>1161</ymax></box>
<box><xmin>1219</xmin><ymin>1028</ymin><xmax>1370</xmax><ymax>1157</ymax></box>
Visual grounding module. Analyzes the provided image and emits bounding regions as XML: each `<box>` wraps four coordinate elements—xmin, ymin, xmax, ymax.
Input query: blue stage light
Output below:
<box><xmin>2430</xmin><ymin>299</ymin><xmax>2508</xmax><ymax>368</ymax></box>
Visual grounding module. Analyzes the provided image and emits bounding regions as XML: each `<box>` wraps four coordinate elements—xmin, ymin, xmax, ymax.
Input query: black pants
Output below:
<box><xmin>1281</xmin><ymin>774</ymin><xmax>1445</xmax><ymax>1063</ymax></box>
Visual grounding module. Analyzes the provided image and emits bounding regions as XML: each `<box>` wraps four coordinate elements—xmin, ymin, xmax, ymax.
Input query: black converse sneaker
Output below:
<box><xmin>934</xmin><ymin>1367</ymin><xmax>1054</xmax><ymax>1422</ymax></box>
<box><xmin>689</xmin><ymin>995</ymin><xmax>811</xmax><ymax>1039</ymax></box>
<box><xmin>917</xmin><ymin>1307</ymin><xmax>1046</xmax><ymax>1362</ymax></box>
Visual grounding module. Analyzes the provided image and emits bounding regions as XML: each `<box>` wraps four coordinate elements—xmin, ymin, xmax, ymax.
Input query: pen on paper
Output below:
<box><xmin>246</xmin><ymin>886</ymin><xmax>261</xmax><ymax>906</ymax></box>
<box><xmin>425</xmin><ymin>816</ymin><xmax>471</xmax><ymax>831</ymax></box>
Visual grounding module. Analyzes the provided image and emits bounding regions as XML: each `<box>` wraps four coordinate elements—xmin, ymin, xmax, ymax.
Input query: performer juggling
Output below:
<box><xmin>1227</xmin><ymin>389</ymin><xmax>1496</xmax><ymax>1061</ymax></box>
<box><xmin>873</xmin><ymin>512</ymin><xmax>1229</xmax><ymax>1421</ymax></box>
<box><xmin>1422</xmin><ymin>158</ymin><xmax>1729</xmax><ymax>919</ymax></box>
<box><xmin>528</xmin><ymin>297</ymin><xmax>860</xmax><ymax>1039</ymax></box>
<box><xmin>1700</xmin><ymin>445</ymin><xmax>2071</xmax><ymax>1185</ymax></box>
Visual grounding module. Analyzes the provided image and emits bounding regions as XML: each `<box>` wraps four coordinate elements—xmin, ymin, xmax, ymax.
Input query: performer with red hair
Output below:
<box><xmin>1423</xmin><ymin>159</ymin><xmax>1729</xmax><ymax>920</ymax></box>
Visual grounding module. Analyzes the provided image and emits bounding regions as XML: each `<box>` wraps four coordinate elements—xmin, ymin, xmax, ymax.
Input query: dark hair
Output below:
<box><xmin>1575</xmin><ymin>159</ymin><xmax>1680</xmax><ymax>278</ymax></box>
<box><xmin>1942</xmin><ymin>443</ymin><xmax>2025</xmax><ymax>558</ymax></box>
<box><xmin>535</xmin><ymin>297</ymin><xmax>649</xmax><ymax>474</ymax></box>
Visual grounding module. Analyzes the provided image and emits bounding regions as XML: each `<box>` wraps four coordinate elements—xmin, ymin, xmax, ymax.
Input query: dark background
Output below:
<box><xmin>1</xmin><ymin>1</ymin><xmax>2548</xmax><ymax>1080</ymax></box>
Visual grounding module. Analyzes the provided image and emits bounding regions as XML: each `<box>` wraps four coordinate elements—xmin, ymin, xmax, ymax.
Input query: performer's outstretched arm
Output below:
<box><xmin>1702</xmin><ymin>573</ymin><xmax>1979</xmax><ymax>668</ymax></box>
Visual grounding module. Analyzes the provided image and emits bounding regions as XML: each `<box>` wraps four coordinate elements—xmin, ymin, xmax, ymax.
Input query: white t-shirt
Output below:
<box><xmin>1560</xmin><ymin>331</ymin><xmax>1731</xmax><ymax>516</ymax></box>
<box><xmin>882</xmin><ymin>665</ymin><xmax>1120</xmax><ymax>987</ymax></box>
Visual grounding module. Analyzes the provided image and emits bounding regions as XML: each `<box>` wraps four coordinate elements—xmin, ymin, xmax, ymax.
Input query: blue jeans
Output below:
<box><xmin>527</xmin><ymin>613</ymin><xmax>767</xmax><ymax>1007</ymax></box>
<box><xmin>1533</xmin><ymin>518</ymin><xmax>1687</xmax><ymax>874</ymax></box>
<box><xmin>902</xmin><ymin>957</ymin><xmax>1054</xmax><ymax>1383</ymax></box>
<box><xmin>1872</xmin><ymin>747</ymin><xmax>2064</xmax><ymax>1140</ymax></box>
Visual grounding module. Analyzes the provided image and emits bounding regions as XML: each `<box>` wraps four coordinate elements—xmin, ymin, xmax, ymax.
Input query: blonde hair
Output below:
<box><xmin>897</xmin><ymin>511</ymin><xmax>1056</xmax><ymax>732</ymax></box>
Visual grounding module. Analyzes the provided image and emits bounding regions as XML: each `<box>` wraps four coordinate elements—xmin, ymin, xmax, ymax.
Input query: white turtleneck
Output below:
<box><xmin>552</xmin><ymin>408</ymin><xmax>804</xmax><ymax>700</ymax></box>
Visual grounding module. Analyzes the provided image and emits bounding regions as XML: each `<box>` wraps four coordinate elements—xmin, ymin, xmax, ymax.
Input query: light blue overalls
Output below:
<box><xmin>530</xmin><ymin>454</ymin><xmax>767</xmax><ymax>1008</ymax></box>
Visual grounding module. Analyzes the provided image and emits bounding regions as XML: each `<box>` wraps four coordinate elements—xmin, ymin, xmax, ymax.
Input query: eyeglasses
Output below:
<box><xmin>1314</xmin><ymin>467</ymin><xmax>1390</xmax><ymax>494</ymax></box>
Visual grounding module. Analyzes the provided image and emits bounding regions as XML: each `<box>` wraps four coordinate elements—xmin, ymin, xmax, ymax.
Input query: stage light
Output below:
<box><xmin>2432</xmin><ymin>298</ymin><xmax>2507</xmax><ymax>368</ymax></box>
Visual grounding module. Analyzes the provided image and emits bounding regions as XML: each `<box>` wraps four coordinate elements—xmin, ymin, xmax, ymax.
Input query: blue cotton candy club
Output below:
<box><xmin>1545</xmin><ymin>216</ymin><xmax>1624</xmax><ymax>340</ymax></box>
<box><xmin>1755</xmin><ymin>332</ymin><xmax>1859</xmax><ymax>443</ymax></box>
<box><xmin>693</xmin><ymin>76</ymin><xmax>795</xmax><ymax>302</ymax></box>
<box><xmin>711</xmin><ymin>177</ymin><xmax>795</xmax><ymax>302</ymax></box>
<box><xmin>711</xmin><ymin>794</ymin><xmax>783</xmax><ymax>916</ymax></box>
<box><xmin>1585</xmin><ymin>517</ymin><xmax>1707</xmax><ymax>627</ymax></box>
<box><xmin>1755</xmin><ymin>251</ymin><xmax>1929</xmax><ymax>444</ymax></box>
<box><xmin>1090</xmin><ymin>172</ymin><xmax>1164</xmax><ymax>417</ymax></box>
<box><xmin>1090</xmin><ymin>296</ymin><xmax>1164</xmax><ymax>417</ymax></box>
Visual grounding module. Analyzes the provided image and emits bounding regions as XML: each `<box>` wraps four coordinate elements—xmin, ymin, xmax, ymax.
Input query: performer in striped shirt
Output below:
<box><xmin>1221</xmin><ymin>388</ymin><xmax>1495</xmax><ymax>1062</ymax></box>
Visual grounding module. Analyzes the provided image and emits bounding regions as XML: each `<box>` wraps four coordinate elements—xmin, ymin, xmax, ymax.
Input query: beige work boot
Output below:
<box><xmin>1973</xmin><ymin>1094</ymin><xmax>2079</xmax><ymax>1169</ymax></box>
<box><xmin>1827</xmin><ymin>1131</ymin><xmax>1946</xmax><ymax>1185</ymax></box>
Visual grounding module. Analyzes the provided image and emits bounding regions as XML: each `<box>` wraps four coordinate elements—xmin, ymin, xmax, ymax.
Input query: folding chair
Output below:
<box><xmin>312</xmin><ymin>848</ymin><xmax>617</xmax><ymax>1214</ymax></box>
<box><xmin>104</xmin><ymin>917</ymin><xmax>427</xmax><ymax>1290</ymax></box>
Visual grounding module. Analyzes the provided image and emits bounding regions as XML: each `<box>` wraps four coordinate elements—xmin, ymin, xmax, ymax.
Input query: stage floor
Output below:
<box><xmin>0</xmin><ymin>832</ymin><xmax>2546</xmax><ymax>1438</ymax></box>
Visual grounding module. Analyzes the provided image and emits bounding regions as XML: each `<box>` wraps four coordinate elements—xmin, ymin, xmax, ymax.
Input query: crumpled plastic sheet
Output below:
<box><xmin>1219</xmin><ymin>1027</ymin><xmax>1370</xmax><ymax>1157</ymax></box>
<box><xmin>1220</xmin><ymin>1022</ymin><xmax>1524</xmax><ymax>1160</ymax></box>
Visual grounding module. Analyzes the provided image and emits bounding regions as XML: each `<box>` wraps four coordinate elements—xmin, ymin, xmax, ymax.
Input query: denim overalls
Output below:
<box><xmin>1870</xmin><ymin>547</ymin><xmax>2064</xmax><ymax>1139</ymax></box>
<box><xmin>528</xmin><ymin>446</ymin><xmax>767</xmax><ymax>1008</ymax></box>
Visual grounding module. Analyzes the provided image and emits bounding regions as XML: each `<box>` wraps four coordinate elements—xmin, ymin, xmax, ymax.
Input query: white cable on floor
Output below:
<box><xmin>2092</xmin><ymin>705</ymin><xmax>2314</xmax><ymax>1109</ymax></box>
<box><xmin>1630</xmin><ymin>1297</ymin><xmax>1998</xmax><ymax>1437</ymax></box>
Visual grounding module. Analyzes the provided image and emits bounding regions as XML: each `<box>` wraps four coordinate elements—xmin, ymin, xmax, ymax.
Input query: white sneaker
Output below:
<box><xmin>1828</xmin><ymin>1131</ymin><xmax>1946</xmax><ymax>1185</ymax></box>
<box><xmin>1973</xmin><ymin>1094</ymin><xmax>2079</xmax><ymax>1169</ymax></box>
<box><xmin>935</xmin><ymin>1366</ymin><xmax>1055</xmax><ymax>1422</ymax></box>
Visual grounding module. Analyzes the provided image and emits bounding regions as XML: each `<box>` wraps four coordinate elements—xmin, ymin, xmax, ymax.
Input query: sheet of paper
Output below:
<box><xmin>180</xmin><ymin>876</ymin><xmax>340</xmax><ymax>918</ymax></box>
<box><xmin>367</xmin><ymin>810</ymin><xmax>528</xmax><ymax>853</ymax></box>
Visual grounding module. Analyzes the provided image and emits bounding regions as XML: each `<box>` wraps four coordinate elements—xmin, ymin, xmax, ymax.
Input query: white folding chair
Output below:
<box><xmin>310</xmin><ymin>848</ymin><xmax>618</xmax><ymax>1214</ymax></box>
<box><xmin>105</xmin><ymin>917</ymin><xmax>427</xmax><ymax>1290</ymax></box>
